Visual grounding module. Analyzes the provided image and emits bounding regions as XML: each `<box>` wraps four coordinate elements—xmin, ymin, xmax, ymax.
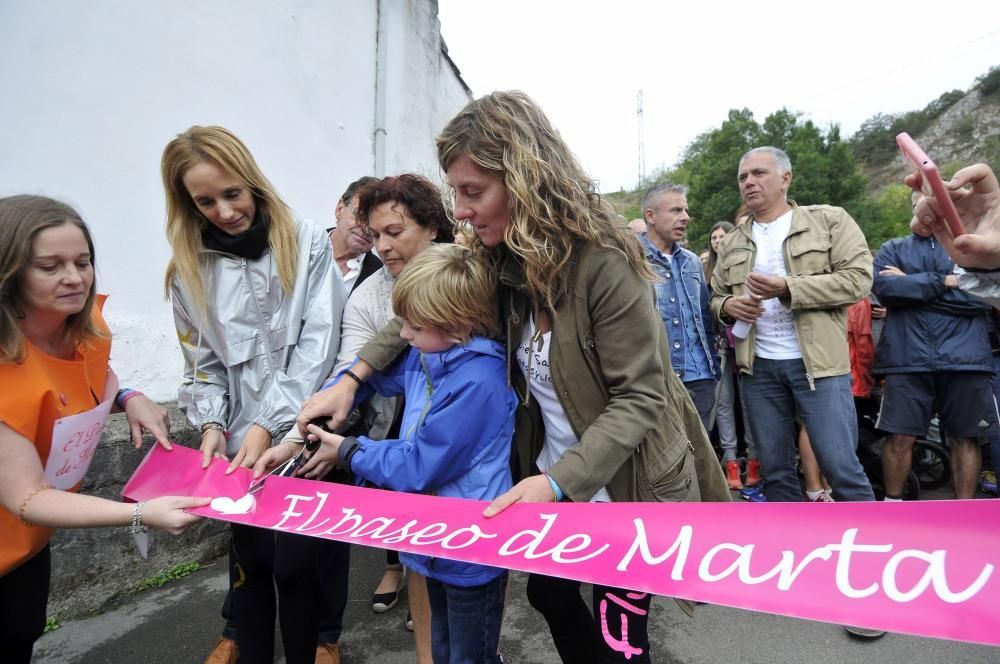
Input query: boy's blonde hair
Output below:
<box><xmin>392</xmin><ymin>244</ymin><xmax>499</xmax><ymax>343</ymax></box>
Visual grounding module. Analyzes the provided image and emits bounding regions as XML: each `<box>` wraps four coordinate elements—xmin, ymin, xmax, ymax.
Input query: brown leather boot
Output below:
<box><xmin>204</xmin><ymin>638</ymin><xmax>238</xmax><ymax>664</ymax></box>
<box><xmin>316</xmin><ymin>642</ymin><xmax>341</xmax><ymax>664</ymax></box>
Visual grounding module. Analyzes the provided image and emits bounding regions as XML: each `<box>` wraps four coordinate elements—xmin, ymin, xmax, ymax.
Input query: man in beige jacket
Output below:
<box><xmin>710</xmin><ymin>146</ymin><xmax>875</xmax><ymax>504</ymax></box>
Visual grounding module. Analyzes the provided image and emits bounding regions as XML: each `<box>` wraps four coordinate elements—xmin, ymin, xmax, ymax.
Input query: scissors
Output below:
<box><xmin>248</xmin><ymin>408</ymin><xmax>361</xmax><ymax>495</ymax></box>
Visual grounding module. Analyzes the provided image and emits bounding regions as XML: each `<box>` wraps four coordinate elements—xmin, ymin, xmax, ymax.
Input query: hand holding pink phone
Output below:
<box><xmin>896</xmin><ymin>132</ymin><xmax>965</xmax><ymax>238</ymax></box>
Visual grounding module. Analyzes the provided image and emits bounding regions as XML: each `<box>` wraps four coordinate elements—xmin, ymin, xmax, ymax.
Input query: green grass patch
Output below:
<box><xmin>134</xmin><ymin>561</ymin><xmax>201</xmax><ymax>591</ymax></box>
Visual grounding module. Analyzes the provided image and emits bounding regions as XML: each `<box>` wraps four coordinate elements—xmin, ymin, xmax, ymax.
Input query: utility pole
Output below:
<box><xmin>636</xmin><ymin>89</ymin><xmax>646</xmax><ymax>187</ymax></box>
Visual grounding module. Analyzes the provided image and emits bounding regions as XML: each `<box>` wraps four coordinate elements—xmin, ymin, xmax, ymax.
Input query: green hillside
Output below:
<box><xmin>608</xmin><ymin>66</ymin><xmax>1000</xmax><ymax>252</ymax></box>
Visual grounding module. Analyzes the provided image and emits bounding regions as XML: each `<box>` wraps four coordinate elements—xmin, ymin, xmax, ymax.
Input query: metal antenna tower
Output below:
<box><xmin>636</xmin><ymin>89</ymin><xmax>646</xmax><ymax>186</ymax></box>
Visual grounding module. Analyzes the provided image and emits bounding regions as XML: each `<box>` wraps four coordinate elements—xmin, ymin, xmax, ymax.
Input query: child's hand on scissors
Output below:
<box><xmin>298</xmin><ymin>425</ymin><xmax>345</xmax><ymax>479</ymax></box>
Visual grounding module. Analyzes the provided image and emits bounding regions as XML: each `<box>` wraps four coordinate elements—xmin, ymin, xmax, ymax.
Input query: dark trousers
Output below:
<box><xmin>220</xmin><ymin>469</ymin><xmax>352</xmax><ymax>649</ymax></box>
<box><xmin>230</xmin><ymin>524</ymin><xmax>350</xmax><ymax>664</ymax></box>
<box><xmin>0</xmin><ymin>546</ymin><xmax>50</xmax><ymax>664</ymax></box>
<box><xmin>526</xmin><ymin>572</ymin><xmax>653</xmax><ymax>664</ymax></box>
<box><xmin>684</xmin><ymin>377</ymin><xmax>718</xmax><ymax>434</ymax></box>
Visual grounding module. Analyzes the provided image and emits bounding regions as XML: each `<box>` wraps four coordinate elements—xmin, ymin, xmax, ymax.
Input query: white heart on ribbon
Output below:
<box><xmin>210</xmin><ymin>493</ymin><xmax>255</xmax><ymax>515</ymax></box>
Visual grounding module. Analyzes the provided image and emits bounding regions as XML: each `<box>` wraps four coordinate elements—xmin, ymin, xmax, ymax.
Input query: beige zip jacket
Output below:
<box><xmin>709</xmin><ymin>203</ymin><xmax>873</xmax><ymax>386</ymax></box>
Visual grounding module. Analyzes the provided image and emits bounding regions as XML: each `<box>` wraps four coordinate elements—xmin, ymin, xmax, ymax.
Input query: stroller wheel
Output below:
<box><xmin>911</xmin><ymin>440</ymin><xmax>951</xmax><ymax>491</ymax></box>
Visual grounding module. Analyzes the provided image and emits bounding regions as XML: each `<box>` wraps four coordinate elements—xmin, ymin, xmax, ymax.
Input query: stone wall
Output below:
<box><xmin>47</xmin><ymin>404</ymin><xmax>229</xmax><ymax>621</ymax></box>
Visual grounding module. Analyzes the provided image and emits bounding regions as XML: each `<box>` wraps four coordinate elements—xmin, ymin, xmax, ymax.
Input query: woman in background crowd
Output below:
<box><xmin>705</xmin><ymin>220</ymin><xmax>761</xmax><ymax>491</ymax></box>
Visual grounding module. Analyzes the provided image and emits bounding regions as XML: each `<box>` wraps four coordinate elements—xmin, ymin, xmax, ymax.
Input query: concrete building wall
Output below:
<box><xmin>381</xmin><ymin>0</ymin><xmax>472</xmax><ymax>180</ymax></box>
<box><xmin>0</xmin><ymin>0</ymin><xmax>470</xmax><ymax>400</ymax></box>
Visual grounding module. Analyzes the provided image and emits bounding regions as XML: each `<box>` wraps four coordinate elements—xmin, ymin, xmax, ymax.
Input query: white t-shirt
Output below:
<box><xmin>339</xmin><ymin>253</ymin><xmax>365</xmax><ymax>295</ymax></box>
<box><xmin>515</xmin><ymin>316</ymin><xmax>611</xmax><ymax>503</ymax></box>
<box><xmin>751</xmin><ymin>210</ymin><xmax>802</xmax><ymax>359</ymax></box>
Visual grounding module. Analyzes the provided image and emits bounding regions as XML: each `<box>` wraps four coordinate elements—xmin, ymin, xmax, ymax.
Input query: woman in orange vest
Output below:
<box><xmin>0</xmin><ymin>195</ymin><xmax>208</xmax><ymax>663</ymax></box>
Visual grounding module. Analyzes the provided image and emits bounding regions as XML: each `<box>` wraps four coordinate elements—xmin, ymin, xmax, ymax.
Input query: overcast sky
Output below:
<box><xmin>438</xmin><ymin>0</ymin><xmax>1000</xmax><ymax>192</ymax></box>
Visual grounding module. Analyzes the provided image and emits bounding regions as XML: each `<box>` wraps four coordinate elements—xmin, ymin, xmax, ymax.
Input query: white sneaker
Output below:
<box><xmin>809</xmin><ymin>490</ymin><xmax>835</xmax><ymax>503</ymax></box>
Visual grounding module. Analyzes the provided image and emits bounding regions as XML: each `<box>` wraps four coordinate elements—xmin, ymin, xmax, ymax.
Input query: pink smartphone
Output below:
<box><xmin>896</xmin><ymin>132</ymin><xmax>965</xmax><ymax>237</ymax></box>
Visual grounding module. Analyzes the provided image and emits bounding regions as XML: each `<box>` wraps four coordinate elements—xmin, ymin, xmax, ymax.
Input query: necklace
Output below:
<box><xmin>532</xmin><ymin>326</ymin><xmax>545</xmax><ymax>352</ymax></box>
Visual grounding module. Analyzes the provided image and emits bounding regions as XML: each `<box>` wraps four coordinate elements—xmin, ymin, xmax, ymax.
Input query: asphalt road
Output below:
<box><xmin>34</xmin><ymin>530</ymin><xmax>998</xmax><ymax>664</ymax></box>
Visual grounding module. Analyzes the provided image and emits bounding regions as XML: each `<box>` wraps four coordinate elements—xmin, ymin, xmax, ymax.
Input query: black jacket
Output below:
<box><xmin>872</xmin><ymin>234</ymin><xmax>992</xmax><ymax>374</ymax></box>
<box><xmin>351</xmin><ymin>251</ymin><xmax>383</xmax><ymax>296</ymax></box>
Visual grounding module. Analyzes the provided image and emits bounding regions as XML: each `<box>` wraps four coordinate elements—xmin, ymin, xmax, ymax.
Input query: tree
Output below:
<box><xmin>849</xmin><ymin>112</ymin><xmax>898</xmax><ymax>164</ymax></box>
<box><xmin>675</xmin><ymin>108</ymin><xmax>868</xmax><ymax>251</ymax></box>
<box><xmin>760</xmin><ymin>109</ymin><xmax>799</xmax><ymax>147</ymax></box>
<box><xmin>854</xmin><ymin>184</ymin><xmax>913</xmax><ymax>250</ymax></box>
<box><xmin>976</xmin><ymin>66</ymin><xmax>1000</xmax><ymax>97</ymax></box>
<box><xmin>682</xmin><ymin>109</ymin><xmax>761</xmax><ymax>247</ymax></box>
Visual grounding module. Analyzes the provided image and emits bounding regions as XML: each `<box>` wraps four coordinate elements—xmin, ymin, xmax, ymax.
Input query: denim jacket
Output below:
<box><xmin>641</xmin><ymin>234</ymin><xmax>717</xmax><ymax>381</ymax></box>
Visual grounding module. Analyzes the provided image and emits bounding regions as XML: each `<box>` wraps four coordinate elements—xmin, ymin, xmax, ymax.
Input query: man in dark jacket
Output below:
<box><xmin>328</xmin><ymin>176</ymin><xmax>382</xmax><ymax>296</ymax></box>
<box><xmin>872</xmin><ymin>231</ymin><xmax>998</xmax><ymax>500</ymax></box>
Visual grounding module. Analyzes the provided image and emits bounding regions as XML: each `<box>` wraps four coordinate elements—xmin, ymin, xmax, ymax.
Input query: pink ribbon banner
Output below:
<box><xmin>124</xmin><ymin>445</ymin><xmax>1000</xmax><ymax>646</ymax></box>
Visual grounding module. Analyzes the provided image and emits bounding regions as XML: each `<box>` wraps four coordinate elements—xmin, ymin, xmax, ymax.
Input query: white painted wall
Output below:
<box><xmin>380</xmin><ymin>0</ymin><xmax>472</xmax><ymax>181</ymax></box>
<box><xmin>0</xmin><ymin>0</ymin><xmax>470</xmax><ymax>399</ymax></box>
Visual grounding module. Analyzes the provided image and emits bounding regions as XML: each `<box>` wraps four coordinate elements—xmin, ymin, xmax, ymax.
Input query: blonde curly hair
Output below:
<box><xmin>436</xmin><ymin>91</ymin><xmax>653</xmax><ymax>312</ymax></box>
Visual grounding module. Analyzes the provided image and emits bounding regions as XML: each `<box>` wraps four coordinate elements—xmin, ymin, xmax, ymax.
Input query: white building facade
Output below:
<box><xmin>0</xmin><ymin>0</ymin><xmax>471</xmax><ymax>398</ymax></box>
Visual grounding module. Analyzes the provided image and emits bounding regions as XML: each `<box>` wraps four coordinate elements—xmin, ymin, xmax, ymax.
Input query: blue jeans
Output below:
<box><xmin>742</xmin><ymin>357</ymin><xmax>874</xmax><ymax>502</ymax></box>
<box><xmin>426</xmin><ymin>572</ymin><xmax>507</xmax><ymax>664</ymax></box>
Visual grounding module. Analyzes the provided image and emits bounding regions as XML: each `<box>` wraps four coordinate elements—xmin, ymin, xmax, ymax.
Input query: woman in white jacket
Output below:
<box><xmin>161</xmin><ymin>125</ymin><xmax>347</xmax><ymax>664</ymax></box>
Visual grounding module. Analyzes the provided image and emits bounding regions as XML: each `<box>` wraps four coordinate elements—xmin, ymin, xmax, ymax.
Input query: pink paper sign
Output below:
<box><xmin>45</xmin><ymin>400</ymin><xmax>113</xmax><ymax>490</ymax></box>
<box><xmin>123</xmin><ymin>445</ymin><xmax>1000</xmax><ymax>647</ymax></box>
<box><xmin>44</xmin><ymin>371</ymin><xmax>119</xmax><ymax>490</ymax></box>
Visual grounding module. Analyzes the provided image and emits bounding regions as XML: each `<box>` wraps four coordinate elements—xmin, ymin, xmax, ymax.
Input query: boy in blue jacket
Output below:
<box><xmin>308</xmin><ymin>244</ymin><xmax>515</xmax><ymax>663</ymax></box>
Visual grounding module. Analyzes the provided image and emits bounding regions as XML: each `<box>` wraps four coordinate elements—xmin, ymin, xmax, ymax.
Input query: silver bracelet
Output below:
<box><xmin>201</xmin><ymin>422</ymin><xmax>226</xmax><ymax>434</ymax></box>
<box><xmin>131</xmin><ymin>501</ymin><xmax>148</xmax><ymax>534</ymax></box>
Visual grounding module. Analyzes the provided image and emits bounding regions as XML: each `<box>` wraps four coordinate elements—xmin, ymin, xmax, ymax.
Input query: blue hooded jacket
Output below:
<box><xmin>872</xmin><ymin>233</ymin><xmax>992</xmax><ymax>374</ymax></box>
<box><xmin>341</xmin><ymin>336</ymin><xmax>515</xmax><ymax>587</ymax></box>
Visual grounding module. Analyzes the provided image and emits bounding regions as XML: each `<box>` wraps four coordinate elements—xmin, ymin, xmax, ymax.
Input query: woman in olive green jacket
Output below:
<box><xmin>299</xmin><ymin>91</ymin><xmax>727</xmax><ymax>664</ymax></box>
